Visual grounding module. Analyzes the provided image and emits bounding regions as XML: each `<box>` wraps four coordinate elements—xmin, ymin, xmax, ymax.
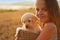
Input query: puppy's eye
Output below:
<box><xmin>23</xmin><ymin>21</ymin><xmax>25</xmax><ymax>23</ymax></box>
<box><xmin>28</xmin><ymin>20</ymin><xmax>31</xmax><ymax>23</ymax></box>
<box><xmin>42</xmin><ymin>8</ymin><xmax>47</xmax><ymax>11</ymax></box>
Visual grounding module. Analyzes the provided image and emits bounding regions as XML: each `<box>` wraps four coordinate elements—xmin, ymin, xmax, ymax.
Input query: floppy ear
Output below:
<box><xmin>34</xmin><ymin>20</ymin><xmax>39</xmax><ymax>26</ymax></box>
<box><xmin>35</xmin><ymin>12</ymin><xmax>40</xmax><ymax>18</ymax></box>
<box><xmin>36</xmin><ymin>20</ymin><xmax>39</xmax><ymax>24</ymax></box>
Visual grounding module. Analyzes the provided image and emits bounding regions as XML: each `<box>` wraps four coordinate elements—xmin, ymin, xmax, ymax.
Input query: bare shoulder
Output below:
<box><xmin>44</xmin><ymin>23</ymin><xmax>57</xmax><ymax>31</ymax></box>
<box><xmin>45</xmin><ymin>23</ymin><xmax>56</xmax><ymax>26</ymax></box>
<box><xmin>36</xmin><ymin>23</ymin><xmax>57</xmax><ymax>40</ymax></box>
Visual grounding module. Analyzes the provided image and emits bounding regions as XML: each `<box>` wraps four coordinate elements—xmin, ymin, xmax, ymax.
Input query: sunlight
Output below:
<box><xmin>0</xmin><ymin>0</ymin><xmax>35</xmax><ymax>10</ymax></box>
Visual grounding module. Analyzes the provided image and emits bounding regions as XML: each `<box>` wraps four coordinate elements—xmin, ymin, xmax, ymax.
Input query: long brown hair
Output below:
<box><xmin>44</xmin><ymin>0</ymin><xmax>60</xmax><ymax>40</ymax></box>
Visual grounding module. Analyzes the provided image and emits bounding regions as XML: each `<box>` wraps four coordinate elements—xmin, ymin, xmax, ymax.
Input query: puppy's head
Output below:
<box><xmin>21</xmin><ymin>12</ymin><xmax>39</xmax><ymax>29</ymax></box>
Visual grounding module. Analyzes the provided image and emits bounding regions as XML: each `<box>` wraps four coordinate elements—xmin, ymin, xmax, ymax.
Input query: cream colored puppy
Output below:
<box><xmin>15</xmin><ymin>13</ymin><xmax>42</xmax><ymax>40</ymax></box>
<box><xmin>15</xmin><ymin>12</ymin><xmax>42</xmax><ymax>37</ymax></box>
<box><xmin>21</xmin><ymin>13</ymin><xmax>41</xmax><ymax>33</ymax></box>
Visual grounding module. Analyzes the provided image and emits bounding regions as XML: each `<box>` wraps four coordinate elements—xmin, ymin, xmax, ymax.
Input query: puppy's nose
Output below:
<box><xmin>26</xmin><ymin>25</ymin><xmax>29</xmax><ymax>28</ymax></box>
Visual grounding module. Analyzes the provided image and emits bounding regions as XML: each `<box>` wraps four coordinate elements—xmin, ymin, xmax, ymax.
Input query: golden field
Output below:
<box><xmin>0</xmin><ymin>8</ymin><xmax>35</xmax><ymax>40</ymax></box>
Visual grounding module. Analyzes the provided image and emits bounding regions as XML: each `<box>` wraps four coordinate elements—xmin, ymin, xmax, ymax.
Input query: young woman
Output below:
<box><xmin>35</xmin><ymin>0</ymin><xmax>60</xmax><ymax>40</ymax></box>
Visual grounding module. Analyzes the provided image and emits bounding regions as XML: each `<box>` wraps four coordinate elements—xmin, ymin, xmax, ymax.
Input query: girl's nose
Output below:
<box><xmin>38</xmin><ymin>10</ymin><xmax>43</xmax><ymax>14</ymax></box>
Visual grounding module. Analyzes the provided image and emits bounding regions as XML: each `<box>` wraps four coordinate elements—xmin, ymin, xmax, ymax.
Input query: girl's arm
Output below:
<box><xmin>15</xmin><ymin>27</ymin><xmax>22</xmax><ymax>40</ymax></box>
<box><xmin>36</xmin><ymin>23</ymin><xmax>57</xmax><ymax>40</ymax></box>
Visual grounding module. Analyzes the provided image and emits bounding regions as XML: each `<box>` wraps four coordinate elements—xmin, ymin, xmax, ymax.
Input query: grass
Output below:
<box><xmin>0</xmin><ymin>8</ymin><xmax>35</xmax><ymax>40</ymax></box>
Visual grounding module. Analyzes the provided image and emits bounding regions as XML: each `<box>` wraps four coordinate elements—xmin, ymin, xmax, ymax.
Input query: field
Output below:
<box><xmin>0</xmin><ymin>8</ymin><xmax>35</xmax><ymax>40</ymax></box>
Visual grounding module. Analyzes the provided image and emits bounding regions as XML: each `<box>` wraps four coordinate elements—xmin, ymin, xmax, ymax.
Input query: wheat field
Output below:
<box><xmin>0</xmin><ymin>8</ymin><xmax>35</xmax><ymax>40</ymax></box>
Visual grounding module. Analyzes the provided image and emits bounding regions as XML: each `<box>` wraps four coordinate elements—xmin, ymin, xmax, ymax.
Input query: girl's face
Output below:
<box><xmin>36</xmin><ymin>0</ymin><xmax>49</xmax><ymax>23</ymax></box>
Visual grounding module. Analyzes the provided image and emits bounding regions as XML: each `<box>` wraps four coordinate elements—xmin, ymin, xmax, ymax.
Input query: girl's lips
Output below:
<box><xmin>40</xmin><ymin>15</ymin><xmax>45</xmax><ymax>18</ymax></box>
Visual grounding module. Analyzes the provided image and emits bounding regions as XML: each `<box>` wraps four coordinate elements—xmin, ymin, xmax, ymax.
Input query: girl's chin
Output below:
<box><xmin>40</xmin><ymin>20</ymin><xmax>46</xmax><ymax>23</ymax></box>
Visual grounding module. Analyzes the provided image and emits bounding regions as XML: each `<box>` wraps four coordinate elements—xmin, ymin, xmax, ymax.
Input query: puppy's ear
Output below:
<box><xmin>34</xmin><ymin>20</ymin><xmax>39</xmax><ymax>26</ymax></box>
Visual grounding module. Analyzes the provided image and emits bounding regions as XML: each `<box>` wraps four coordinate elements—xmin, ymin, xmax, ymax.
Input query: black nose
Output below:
<box><xmin>26</xmin><ymin>25</ymin><xmax>29</xmax><ymax>28</ymax></box>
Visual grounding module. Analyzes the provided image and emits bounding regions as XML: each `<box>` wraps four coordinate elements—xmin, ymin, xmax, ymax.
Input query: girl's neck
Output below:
<box><xmin>41</xmin><ymin>21</ymin><xmax>51</xmax><ymax>29</ymax></box>
<box><xmin>40</xmin><ymin>22</ymin><xmax>46</xmax><ymax>29</ymax></box>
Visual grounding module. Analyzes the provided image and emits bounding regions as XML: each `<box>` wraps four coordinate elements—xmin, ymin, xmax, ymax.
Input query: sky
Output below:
<box><xmin>0</xmin><ymin>0</ymin><xmax>60</xmax><ymax>10</ymax></box>
<box><xmin>0</xmin><ymin>0</ymin><xmax>35</xmax><ymax>10</ymax></box>
<box><xmin>0</xmin><ymin>0</ymin><xmax>34</xmax><ymax>4</ymax></box>
<box><xmin>0</xmin><ymin>0</ymin><xmax>59</xmax><ymax>4</ymax></box>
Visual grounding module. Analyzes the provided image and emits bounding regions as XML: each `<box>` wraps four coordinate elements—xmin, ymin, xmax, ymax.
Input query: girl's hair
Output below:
<box><xmin>45</xmin><ymin>0</ymin><xmax>60</xmax><ymax>22</ymax></box>
<box><xmin>42</xmin><ymin>0</ymin><xmax>60</xmax><ymax>39</ymax></box>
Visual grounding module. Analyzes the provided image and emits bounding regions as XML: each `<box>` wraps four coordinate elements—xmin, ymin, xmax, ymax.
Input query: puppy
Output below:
<box><xmin>15</xmin><ymin>13</ymin><xmax>42</xmax><ymax>40</ymax></box>
<box><xmin>21</xmin><ymin>12</ymin><xmax>41</xmax><ymax>33</ymax></box>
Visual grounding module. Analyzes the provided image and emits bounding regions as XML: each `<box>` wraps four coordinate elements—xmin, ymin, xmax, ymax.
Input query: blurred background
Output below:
<box><xmin>0</xmin><ymin>0</ymin><xmax>60</xmax><ymax>40</ymax></box>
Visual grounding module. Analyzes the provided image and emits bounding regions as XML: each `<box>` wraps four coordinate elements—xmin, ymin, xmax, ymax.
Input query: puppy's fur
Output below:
<box><xmin>15</xmin><ymin>13</ymin><xmax>41</xmax><ymax>40</ymax></box>
<box><xmin>21</xmin><ymin>13</ymin><xmax>41</xmax><ymax>33</ymax></box>
<box><xmin>15</xmin><ymin>13</ymin><xmax>41</xmax><ymax>36</ymax></box>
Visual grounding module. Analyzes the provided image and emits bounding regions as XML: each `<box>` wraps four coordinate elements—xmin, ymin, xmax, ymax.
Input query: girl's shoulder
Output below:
<box><xmin>44</xmin><ymin>22</ymin><xmax>57</xmax><ymax>28</ymax></box>
<box><xmin>44</xmin><ymin>22</ymin><xmax>57</xmax><ymax>32</ymax></box>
